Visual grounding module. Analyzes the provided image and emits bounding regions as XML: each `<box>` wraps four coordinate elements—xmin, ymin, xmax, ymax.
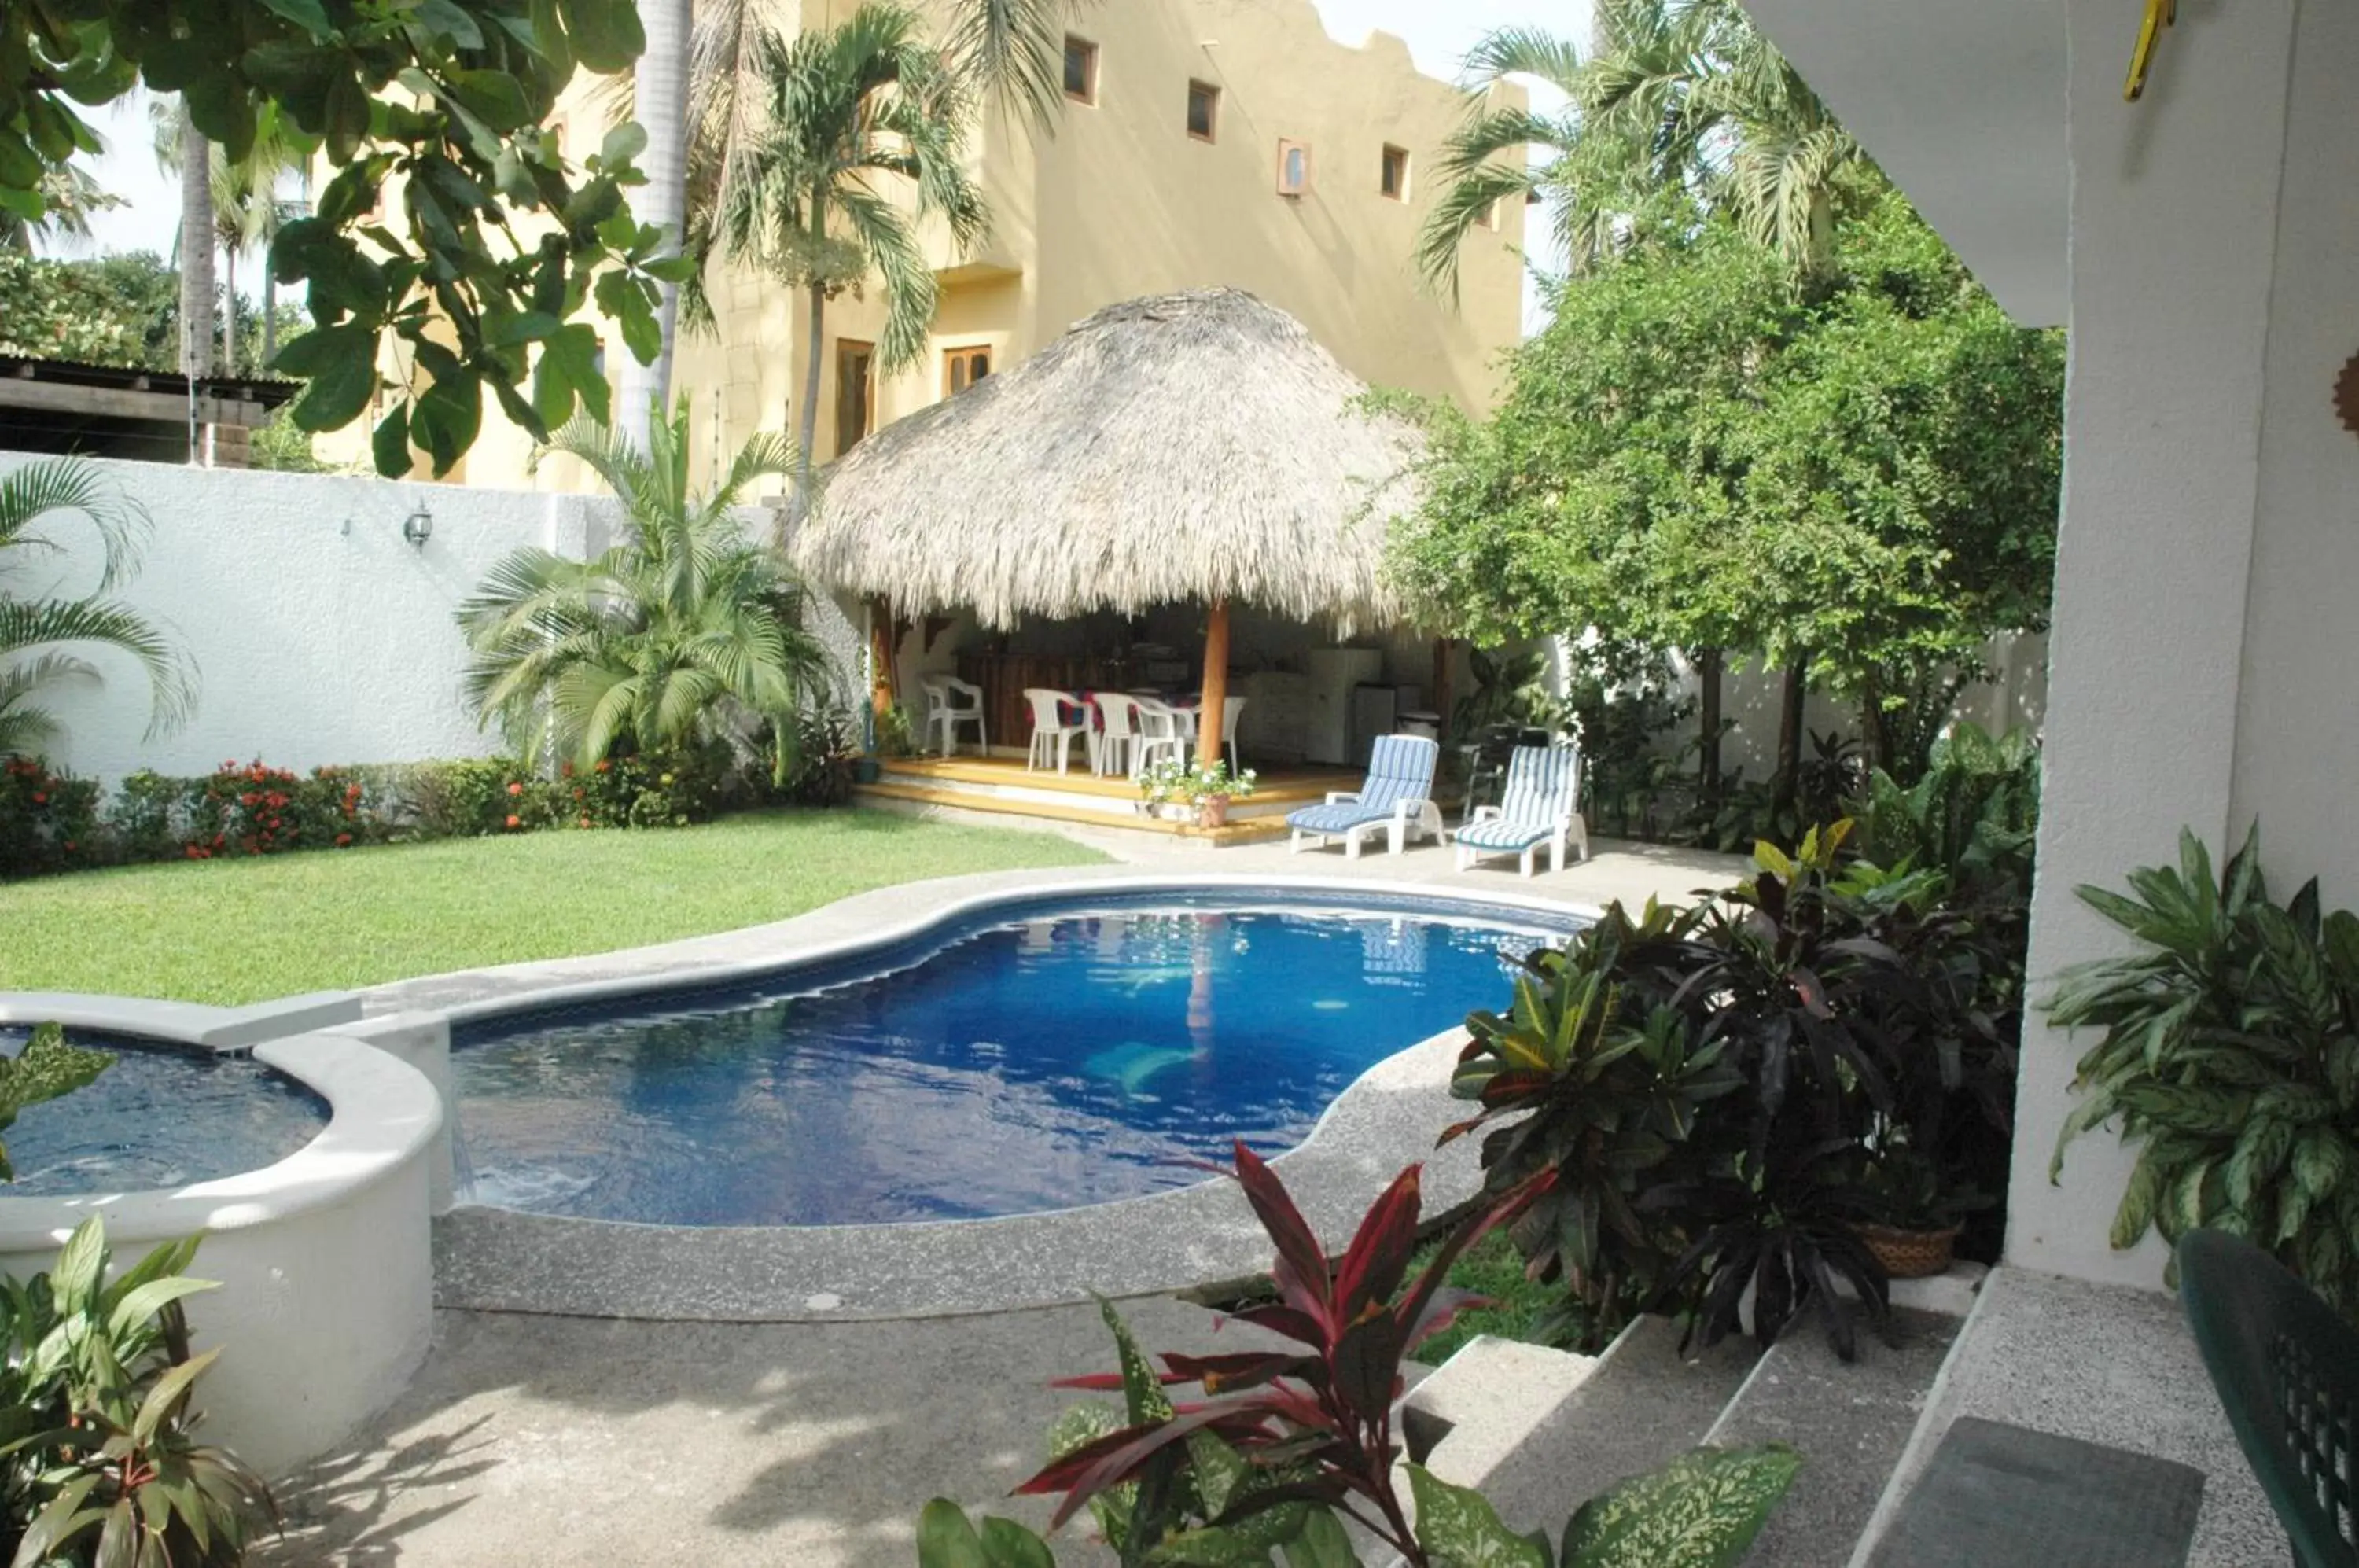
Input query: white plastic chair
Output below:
<box><xmin>920</xmin><ymin>677</ymin><xmax>987</xmax><ymax>757</ymax></box>
<box><xmin>1130</xmin><ymin>698</ymin><xmax>1191</xmax><ymax>776</ymax></box>
<box><xmin>1219</xmin><ymin>694</ymin><xmax>1247</xmax><ymax>771</ymax></box>
<box><xmin>1023</xmin><ymin>688</ymin><xmax>1089</xmax><ymax>775</ymax></box>
<box><xmin>1094</xmin><ymin>693</ymin><xmax>1145</xmax><ymax>778</ymax></box>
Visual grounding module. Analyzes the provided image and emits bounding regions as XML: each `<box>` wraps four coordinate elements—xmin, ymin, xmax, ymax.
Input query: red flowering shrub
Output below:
<box><xmin>0</xmin><ymin>758</ymin><xmax>101</xmax><ymax>878</ymax></box>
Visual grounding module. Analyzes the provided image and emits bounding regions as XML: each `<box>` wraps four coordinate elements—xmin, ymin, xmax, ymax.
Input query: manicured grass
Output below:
<box><xmin>0</xmin><ymin>810</ymin><xmax>1104</xmax><ymax>1005</ymax></box>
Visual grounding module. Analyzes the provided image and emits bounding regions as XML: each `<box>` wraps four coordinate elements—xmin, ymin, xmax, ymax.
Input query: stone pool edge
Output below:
<box><xmin>410</xmin><ymin>868</ymin><xmax>1599</xmax><ymax>1323</ymax></box>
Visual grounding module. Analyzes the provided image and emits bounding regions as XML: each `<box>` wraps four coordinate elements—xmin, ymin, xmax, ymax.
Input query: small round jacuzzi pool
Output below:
<box><xmin>2</xmin><ymin>1029</ymin><xmax>329</xmax><ymax>1195</ymax></box>
<box><xmin>453</xmin><ymin>890</ymin><xmax>1584</xmax><ymax>1228</ymax></box>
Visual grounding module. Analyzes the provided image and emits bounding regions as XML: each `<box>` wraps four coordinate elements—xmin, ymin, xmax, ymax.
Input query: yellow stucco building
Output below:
<box><xmin>329</xmin><ymin>0</ymin><xmax>1526</xmax><ymax>490</ymax></box>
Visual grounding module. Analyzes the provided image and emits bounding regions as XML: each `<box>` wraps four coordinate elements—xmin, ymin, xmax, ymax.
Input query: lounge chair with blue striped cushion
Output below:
<box><xmin>1286</xmin><ymin>734</ymin><xmax>1443</xmax><ymax>858</ymax></box>
<box><xmin>1454</xmin><ymin>744</ymin><xmax>1588</xmax><ymax>877</ymax></box>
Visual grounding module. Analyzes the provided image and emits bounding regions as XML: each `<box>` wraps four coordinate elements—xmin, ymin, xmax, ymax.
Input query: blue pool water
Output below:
<box><xmin>454</xmin><ymin>898</ymin><xmax>1573</xmax><ymax>1227</ymax></box>
<box><xmin>2</xmin><ymin>1032</ymin><xmax>329</xmax><ymax>1195</ymax></box>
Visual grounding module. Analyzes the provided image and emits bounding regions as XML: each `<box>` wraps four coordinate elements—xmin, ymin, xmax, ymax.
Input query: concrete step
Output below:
<box><xmin>1469</xmin><ymin>1314</ymin><xmax>1766</xmax><ymax>1541</ymax></box>
<box><xmin>1701</xmin><ymin>1305</ymin><xmax>1964</xmax><ymax>1568</ymax></box>
<box><xmin>1399</xmin><ymin>1334</ymin><xmax>1601</xmax><ymax>1488</ymax></box>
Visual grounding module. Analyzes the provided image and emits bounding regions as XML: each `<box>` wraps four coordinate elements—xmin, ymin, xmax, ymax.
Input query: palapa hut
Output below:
<box><xmin>789</xmin><ymin>287</ymin><xmax>1424</xmax><ymax>767</ymax></box>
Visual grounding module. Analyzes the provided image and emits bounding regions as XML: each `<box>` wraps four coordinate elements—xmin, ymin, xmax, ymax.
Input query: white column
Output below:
<box><xmin>2006</xmin><ymin>0</ymin><xmax>2298</xmax><ymax>1286</ymax></box>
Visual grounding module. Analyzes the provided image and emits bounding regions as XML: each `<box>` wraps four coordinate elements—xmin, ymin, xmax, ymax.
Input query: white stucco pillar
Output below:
<box><xmin>2006</xmin><ymin>0</ymin><xmax>2299</xmax><ymax>1286</ymax></box>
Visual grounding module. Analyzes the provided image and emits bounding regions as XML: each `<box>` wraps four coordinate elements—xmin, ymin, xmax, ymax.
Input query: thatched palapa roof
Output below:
<box><xmin>789</xmin><ymin>288</ymin><xmax>1421</xmax><ymax>631</ymax></box>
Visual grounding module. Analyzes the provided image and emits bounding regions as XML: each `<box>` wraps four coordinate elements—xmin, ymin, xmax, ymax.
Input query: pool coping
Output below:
<box><xmin>386</xmin><ymin>868</ymin><xmax>1600</xmax><ymax>1322</ymax></box>
<box><xmin>0</xmin><ymin>1003</ymin><xmax>441</xmax><ymax>1250</ymax></box>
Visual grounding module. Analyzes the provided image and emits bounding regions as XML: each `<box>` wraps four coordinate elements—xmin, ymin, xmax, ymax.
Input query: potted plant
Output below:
<box><xmin>1857</xmin><ymin>1144</ymin><xmax>1988</xmax><ymax>1279</ymax></box>
<box><xmin>1136</xmin><ymin>759</ymin><xmax>1258</xmax><ymax>827</ymax></box>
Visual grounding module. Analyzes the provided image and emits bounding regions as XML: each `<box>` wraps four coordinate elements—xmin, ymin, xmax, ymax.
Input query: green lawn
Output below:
<box><xmin>1408</xmin><ymin>1230</ymin><xmax>1592</xmax><ymax>1366</ymax></box>
<box><xmin>0</xmin><ymin>811</ymin><xmax>1104</xmax><ymax>1005</ymax></box>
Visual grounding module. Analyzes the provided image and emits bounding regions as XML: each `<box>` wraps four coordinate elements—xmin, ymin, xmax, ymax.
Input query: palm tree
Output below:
<box><xmin>616</xmin><ymin>0</ymin><xmax>1076</xmax><ymax>439</ymax></box>
<box><xmin>716</xmin><ymin>4</ymin><xmax>987</xmax><ymax>498</ymax></box>
<box><xmin>615</xmin><ymin>0</ymin><xmax>693</xmax><ymax>450</ymax></box>
<box><xmin>153</xmin><ymin>104</ymin><xmax>313</xmax><ymax>377</ymax></box>
<box><xmin>1417</xmin><ymin>0</ymin><xmax>1864</xmax><ymax>296</ymax></box>
<box><xmin>0</xmin><ymin>459</ymin><xmax>197</xmax><ymax>757</ymax></box>
<box><xmin>174</xmin><ymin>103</ymin><xmax>215</xmax><ymax>380</ymax></box>
<box><xmin>456</xmin><ymin>395</ymin><xmax>832</xmax><ymax>778</ymax></box>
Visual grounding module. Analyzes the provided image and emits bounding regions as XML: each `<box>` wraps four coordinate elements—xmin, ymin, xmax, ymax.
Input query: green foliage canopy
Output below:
<box><xmin>4</xmin><ymin>0</ymin><xmax>686</xmax><ymax>476</ymax></box>
<box><xmin>1389</xmin><ymin>190</ymin><xmax>2063</xmax><ymax>731</ymax></box>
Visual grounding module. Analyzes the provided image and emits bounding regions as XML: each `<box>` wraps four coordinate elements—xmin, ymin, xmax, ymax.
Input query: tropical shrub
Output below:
<box><xmin>782</xmin><ymin>705</ymin><xmax>866</xmax><ymax>807</ymax></box>
<box><xmin>914</xmin><ymin>1143</ymin><xmax>1798</xmax><ymax>1568</ymax></box>
<box><xmin>0</xmin><ymin>757</ymin><xmax>100</xmax><ymax>877</ymax></box>
<box><xmin>0</xmin><ymin>1216</ymin><xmax>273</xmax><ymax>1566</ymax></box>
<box><xmin>456</xmin><ymin>397</ymin><xmax>836</xmax><ymax>779</ymax></box>
<box><xmin>2046</xmin><ymin>825</ymin><xmax>2359</xmax><ymax>1313</ymax></box>
<box><xmin>1451</xmin><ymin>823</ymin><xmax>2022</xmax><ymax>1356</ymax></box>
<box><xmin>1855</xmin><ymin>723</ymin><xmax>2040</xmax><ymax>900</ymax></box>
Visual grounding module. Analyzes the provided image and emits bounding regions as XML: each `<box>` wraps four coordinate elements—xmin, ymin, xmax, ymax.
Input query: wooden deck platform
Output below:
<box><xmin>856</xmin><ymin>754</ymin><xmax>1367</xmax><ymax>844</ymax></box>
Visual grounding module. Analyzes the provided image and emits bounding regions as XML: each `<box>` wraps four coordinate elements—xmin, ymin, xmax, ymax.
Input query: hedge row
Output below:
<box><xmin>0</xmin><ymin>742</ymin><xmax>763</xmax><ymax>880</ymax></box>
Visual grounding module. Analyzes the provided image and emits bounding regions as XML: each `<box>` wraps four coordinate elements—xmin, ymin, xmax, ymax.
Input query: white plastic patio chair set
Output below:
<box><xmin>1020</xmin><ymin>689</ymin><xmax>1246</xmax><ymax>778</ymax></box>
<box><xmin>1284</xmin><ymin>734</ymin><xmax>1588</xmax><ymax>877</ymax></box>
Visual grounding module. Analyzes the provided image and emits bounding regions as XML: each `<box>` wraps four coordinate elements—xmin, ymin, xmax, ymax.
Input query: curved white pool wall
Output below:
<box><xmin>0</xmin><ymin>996</ymin><xmax>440</xmax><ymax>1477</ymax></box>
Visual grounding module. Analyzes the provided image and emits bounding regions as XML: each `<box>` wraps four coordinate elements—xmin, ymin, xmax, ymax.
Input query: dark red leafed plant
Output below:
<box><xmin>1013</xmin><ymin>1139</ymin><xmax>1533</xmax><ymax>1564</ymax></box>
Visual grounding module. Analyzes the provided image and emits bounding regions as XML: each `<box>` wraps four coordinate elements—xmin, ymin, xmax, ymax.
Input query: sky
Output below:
<box><xmin>56</xmin><ymin>0</ymin><xmax>1587</xmax><ymax>319</ymax></box>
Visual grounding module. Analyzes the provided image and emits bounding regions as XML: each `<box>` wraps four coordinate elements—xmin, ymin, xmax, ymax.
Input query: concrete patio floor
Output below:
<box><xmin>260</xmin><ymin>1296</ymin><xmax>1246</xmax><ymax>1567</ymax></box>
<box><xmin>266</xmin><ymin>830</ymin><xmax>1747</xmax><ymax>1566</ymax></box>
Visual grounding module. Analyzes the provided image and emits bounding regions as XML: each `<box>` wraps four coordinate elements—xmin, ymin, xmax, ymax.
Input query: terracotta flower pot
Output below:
<box><xmin>1856</xmin><ymin>1222</ymin><xmax>1962</xmax><ymax>1280</ymax></box>
<box><xmin>1197</xmin><ymin>795</ymin><xmax>1231</xmax><ymax>828</ymax></box>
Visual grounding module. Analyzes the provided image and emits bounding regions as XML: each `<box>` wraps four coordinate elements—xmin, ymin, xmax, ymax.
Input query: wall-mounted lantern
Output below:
<box><xmin>402</xmin><ymin>506</ymin><xmax>433</xmax><ymax>549</ymax></box>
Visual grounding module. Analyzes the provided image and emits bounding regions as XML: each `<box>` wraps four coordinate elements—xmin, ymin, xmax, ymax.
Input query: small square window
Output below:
<box><xmin>944</xmin><ymin>344</ymin><xmax>992</xmax><ymax>396</ymax></box>
<box><xmin>1380</xmin><ymin>144</ymin><xmax>1410</xmax><ymax>201</ymax></box>
<box><xmin>1276</xmin><ymin>138</ymin><xmax>1312</xmax><ymax>197</ymax></box>
<box><xmin>1063</xmin><ymin>36</ymin><xmax>1097</xmax><ymax>104</ymax></box>
<box><xmin>1187</xmin><ymin>79</ymin><xmax>1219</xmax><ymax>142</ymax></box>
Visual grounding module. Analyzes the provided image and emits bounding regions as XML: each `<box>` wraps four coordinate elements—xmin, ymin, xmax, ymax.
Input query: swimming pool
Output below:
<box><xmin>2</xmin><ymin>1030</ymin><xmax>329</xmax><ymax>1196</ymax></box>
<box><xmin>453</xmin><ymin>893</ymin><xmax>1578</xmax><ymax>1227</ymax></box>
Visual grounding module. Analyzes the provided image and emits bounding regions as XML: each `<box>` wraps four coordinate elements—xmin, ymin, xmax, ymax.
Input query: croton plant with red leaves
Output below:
<box><xmin>915</xmin><ymin>1143</ymin><xmax>1798</xmax><ymax>1568</ymax></box>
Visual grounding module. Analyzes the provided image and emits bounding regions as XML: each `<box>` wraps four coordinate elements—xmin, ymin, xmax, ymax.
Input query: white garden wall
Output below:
<box><xmin>0</xmin><ymin>452</ymin><xmax>630</xmax><ymax>782</ymax></box>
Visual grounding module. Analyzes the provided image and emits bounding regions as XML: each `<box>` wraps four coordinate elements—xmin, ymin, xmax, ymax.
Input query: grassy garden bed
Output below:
<box><xmin>0</xmin><ymin>810</ymin><xmax>1102</xmax><ymax>1004</ymax></box>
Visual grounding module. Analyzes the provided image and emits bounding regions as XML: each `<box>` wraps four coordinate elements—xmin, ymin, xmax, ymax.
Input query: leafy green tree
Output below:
<box><xmin>4</xmin><ymin>0</ymin><xmax>684</xmax><ymax>476</ymax></box>
<box><xmin>0</xmin><ymin>458</ymin><xmax>197</xmax><ymax>756</ymax></box>
<box><xmin>713</xmin><ymin>3</ymin><xmax>987</xmax><ymax>496</ymax></box>
<box><xmin>1390</xmin><ymin>194</ymin><xmax>2061</xmax><ymax>786</ymax></box>
<box><xmin>1419</xmin><ymin>0</ymin><xmax>1865</xmax><ymax>298</ymax></box>
<box><xmin>457</xmin><ymin>396</ymin><xmax>832</xmax><ymax>777</ymax></box>
<box><xmin>1393</xmin><ymin>205</ymin><xmax>1794</xmax><ymax>788</ymax></box>
<box><xmin>1733</xmin><ymin>193</ymin><xmax>2063</xmax><ymax>769</ymax></box>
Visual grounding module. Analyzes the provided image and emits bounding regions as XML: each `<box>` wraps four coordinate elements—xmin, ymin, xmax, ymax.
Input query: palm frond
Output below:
<box><xmin>1460</xmin><ymin>25</ymin><xmax>1585</xmax><ymax>94</ymax></box>
<box><xmin>1417</xmin><ymin>161</ymin><xmax>1536</xmax><ymax>300</ymax></box>
<box><xmin>942</xmin><ymin>0</ymin><xmax>1079</xmax><ymax>132</ymax></box>
<box><xmin>0</xmin><ymin>457</ymin><xmax>153</xmax><ymax>591</ymax></box>
<box><xmin>0</xmin><ymin>597</ymin><xmax>197</xmax><ymax>740</ymax></box>
<box><xmin>831</xmin><ymin>183</ymin><xmax>938</xmax><ymax>372</ymax></box>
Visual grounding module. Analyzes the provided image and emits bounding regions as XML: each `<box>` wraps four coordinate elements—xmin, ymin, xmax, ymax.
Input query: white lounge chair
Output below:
<box><xmin>1454</xmin><ymin>745</ymin><xmax>1588</xmax><ymax>876</ymax></box>
<box><xmin>920</xmin><ymin>678</ymin><xmax>987</xmax><ymax>757</ymax></box>
<box><xmin>1023</xmin><ymin>688</ymin><xmax>1089</xmax><ymax>774</ymax></box>
<box><xmin>1286</xmin><ymin>734</ymin><xmax>1444</xmax><ymax>858</ymax></box>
